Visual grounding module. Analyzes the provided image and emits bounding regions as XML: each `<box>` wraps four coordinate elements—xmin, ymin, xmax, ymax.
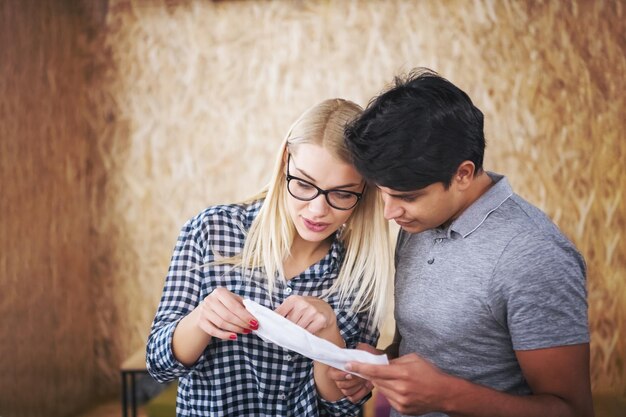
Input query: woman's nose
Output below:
<box><xmin>308</xmin><ymin>194</ymin><xmax>330</xmax><ymax>215</ymax></box>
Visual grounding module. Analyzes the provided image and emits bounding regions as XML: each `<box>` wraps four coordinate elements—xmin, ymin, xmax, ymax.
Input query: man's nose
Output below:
<box><xmin>382</xmin><ymin>195</ymin><xmax>402</xmax><ymax>220</ymax></box>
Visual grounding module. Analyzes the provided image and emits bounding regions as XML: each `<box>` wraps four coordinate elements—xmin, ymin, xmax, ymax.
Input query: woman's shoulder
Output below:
<box><xmin>186</xmin><ymin>199</ymin><xmax>264</xmax><ymax>236</ymax></box>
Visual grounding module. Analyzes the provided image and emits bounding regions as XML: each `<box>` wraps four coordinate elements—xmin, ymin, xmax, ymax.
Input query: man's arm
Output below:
<box><xmin>347</xmin><ymin>343</ymin><xmax>593</xmax><ymax>417</ymax></box>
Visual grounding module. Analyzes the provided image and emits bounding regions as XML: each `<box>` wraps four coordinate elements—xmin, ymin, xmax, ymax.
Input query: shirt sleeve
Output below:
<box><xmin>146</xmin><ymin>217</ymin><xmax>207</xmax><ymax>383</ymax></box>
<box><xmin>318</xmin><ymin>396</ymin><xmax>368</xmax><ymax>417</ymax></box>
<box><xmin>488</xmin><ymin>230</ymin><xmax>589</xmax><ymax>350</ymax></box>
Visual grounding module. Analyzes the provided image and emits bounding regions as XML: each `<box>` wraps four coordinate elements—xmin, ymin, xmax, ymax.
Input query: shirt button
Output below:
<box><xmin>279</xmin><ymin>393</ymin><xmax>286</xmax><ymax>400</ymax></box>
<box><xmin>427</xmin><ymin>258</ymin><xmax>435</xmax><ymax>264</ymax></box>
<box><xmin>285</xmin><ymin>286</ymin><xmax>293</xmax><ymax>294</ymax></box>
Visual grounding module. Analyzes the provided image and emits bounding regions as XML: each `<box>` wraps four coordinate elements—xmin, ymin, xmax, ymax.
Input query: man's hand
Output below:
<box><xmin>346</xmin><ymin>353</ymin><xmax>451</xmax><ymax>415</ymax></box>
<box><xmin>347</xmin><ymin>344</ymin><xmax>594</xmax><ymax>417</ymax></box>
<box><xmin>327</xmin><ymin>343</ymin><xmax>379</xmax><ymax>402</ymax></box>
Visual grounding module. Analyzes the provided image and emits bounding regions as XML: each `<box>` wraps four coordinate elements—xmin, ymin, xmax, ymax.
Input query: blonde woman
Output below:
<box><xmin>147</xmin><ymin>98</ymin><xmax>394</xmax><ymax>416</ymax></box>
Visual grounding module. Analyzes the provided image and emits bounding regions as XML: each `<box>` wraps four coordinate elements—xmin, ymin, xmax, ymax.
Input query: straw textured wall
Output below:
<box><xmin>1</xmin><ymin>1</ymin><xmax>624</xmax><ymax>416</ymax></box>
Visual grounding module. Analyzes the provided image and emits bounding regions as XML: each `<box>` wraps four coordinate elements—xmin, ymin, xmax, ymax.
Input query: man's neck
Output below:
<box><xmin>466</xmin><ymin>170</ymin><xmax>495</xmax><ymax>205</ymax></box>
<box><xmin>441</xmin><ymin>171</ymin><xmax>494</xmax><ymax>229</ymax></box>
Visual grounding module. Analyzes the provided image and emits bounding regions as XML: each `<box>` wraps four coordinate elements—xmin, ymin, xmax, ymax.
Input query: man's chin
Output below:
<box><xmin>395</xmin><ymin>221</ymin><xmax>422</xmax><ymax>233</ymax></box>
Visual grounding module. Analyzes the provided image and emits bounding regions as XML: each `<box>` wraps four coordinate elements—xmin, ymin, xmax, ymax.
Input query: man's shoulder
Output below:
<box><xmin>496</xmin><ymin>194</ymin><xmax>573</xmax><ymax>245</ymax></box>
<box><xmin>491</xmin><ymin>195</ymin><xmax>585</xmax><ymax>272</ymax></box>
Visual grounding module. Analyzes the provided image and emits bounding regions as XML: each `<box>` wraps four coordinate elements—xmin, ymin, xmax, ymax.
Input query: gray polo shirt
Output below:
<box><xmin>392</xmin><ymin>172</ymin><xmax>588</xmax><ymax>417</ymax></box>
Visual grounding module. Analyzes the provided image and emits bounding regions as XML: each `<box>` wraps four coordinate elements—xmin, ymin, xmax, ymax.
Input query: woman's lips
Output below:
<box><xmin>302</xmin><ymin>217</ymin><xmax>330</xmax><ymax>233</ymax></box>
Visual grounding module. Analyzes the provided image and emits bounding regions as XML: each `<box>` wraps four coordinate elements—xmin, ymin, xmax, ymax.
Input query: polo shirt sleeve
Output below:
<box><xmin>488</xmin><ymin>230</ymin><xmax>589</xmax><ymax>351</ymax></box>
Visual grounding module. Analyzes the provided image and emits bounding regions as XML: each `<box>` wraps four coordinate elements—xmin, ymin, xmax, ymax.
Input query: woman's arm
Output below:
<box><xmin>313</xmin><ymin>321</ymin><xmax>347</xmax><ymax>401</ymax></box>
<box><xmin>275</xmin><ymin>295</ymin><xmax>345</xmax><ymax>401</ymax></box>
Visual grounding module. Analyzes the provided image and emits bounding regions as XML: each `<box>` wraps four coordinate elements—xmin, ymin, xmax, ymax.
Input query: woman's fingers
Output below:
<box><xmin>277</xmin><ymin>295</ymin><xmax>333</xmax><ymax>334</ymax></box>
<box><xmin>274</xmin><ymin>295</ymin><xmax>297</xmax><ymax>316</ymax></box>
<box><xmin>199</xmin><ymin>287</ymin><xmax>259</xmax><ymax>339</ymax></box>
<box><xmin>213</xmin><ymin>287</ymin><xmax>258</xmax><ymax>329</ymax></box>
<box><xmin>337</xmin><ymin>380</ymin><xmax>363</xmax><ymax>396</ymax></box>
<box><xmin>196</xmin><ymin>317</ymin><xmax>240</xmax><ymax>341</ymax></box>
<box><xmin>204</xmin><ymin>300</ymin><xmax>249</xmax><ymax>333</ymax></box>
<box><xmin>327</xmin><ymin>367</ymin><xmax>373</xmax><ymax>403</ymax></box>
<box><xmin>346</xmin><ymin>385</ymin><xmax>372</xmax><ymax>403</ymax></box>
<box><xmin>302</xmin><ymin>313</ymin><xmax>326</xmax><ymax>334</ymax></box>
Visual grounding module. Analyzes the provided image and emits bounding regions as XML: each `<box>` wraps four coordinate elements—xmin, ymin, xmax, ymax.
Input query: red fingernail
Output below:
<box><xmin>243</xmin><ymin>329</ymin><xmax>251</xmax><ymax>334</ymax></box>
<box><xmin>229</xmin><ymin>334</ymin><xmax>237</xmax><ymax>340</ymax></box>
<box><xmin>249</xmin><ymin>319</ymin><xmax>258</xmax><ymax>327</ymax></box>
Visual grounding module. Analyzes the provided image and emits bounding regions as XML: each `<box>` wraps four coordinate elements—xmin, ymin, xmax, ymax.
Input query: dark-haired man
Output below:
<box><xmin>330</xmin><ymin>69</ymin><xmax>593</xmax><ymax>417</ymax></box>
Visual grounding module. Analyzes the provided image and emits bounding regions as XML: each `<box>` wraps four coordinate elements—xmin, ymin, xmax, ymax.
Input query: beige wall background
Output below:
<box><xmin>1</xmin><ymin>1</ymin><xmax>624</xmax><ymax>416</ymax></box>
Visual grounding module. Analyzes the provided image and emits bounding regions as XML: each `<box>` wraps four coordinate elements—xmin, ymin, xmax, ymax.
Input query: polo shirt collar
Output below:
<box><xmin>448</xmin><ymin>172</ymin><xmax>513</xmax><ymax>238</ymax></box>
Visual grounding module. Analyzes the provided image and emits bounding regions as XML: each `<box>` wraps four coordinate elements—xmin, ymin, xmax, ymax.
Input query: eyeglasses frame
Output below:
<box><xmin>285</xmin><ymin>154</ymin><xmax>365</xmax><ymax>211</ymax></box>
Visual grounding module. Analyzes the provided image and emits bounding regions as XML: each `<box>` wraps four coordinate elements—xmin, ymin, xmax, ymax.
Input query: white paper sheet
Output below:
<box><xmin>243</xmin><ymin>298</ymin><xmax>388</xmax><ymax>374</ymax></box>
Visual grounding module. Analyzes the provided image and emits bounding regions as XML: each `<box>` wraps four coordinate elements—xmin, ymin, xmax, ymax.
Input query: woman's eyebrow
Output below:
<box><xmin>295</xmin><ymin>167</ymin><xmax>361</xmax><ymax>189</ymax></box>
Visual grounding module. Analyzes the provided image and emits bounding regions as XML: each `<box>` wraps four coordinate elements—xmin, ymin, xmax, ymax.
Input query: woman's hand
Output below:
<box><xmin>275</xmin><ymin>295</ymin><xmax>337</xmax><ymax>336</ymax></box>
<box><xmin>194</xmin><ymin>287</ymin><xmax>259</xmax><ymax>341</ymax></box>
<box><xmin>327</xmin><ymin>343</ymin><xmax>379</xmax><ymax>402</ymax></box>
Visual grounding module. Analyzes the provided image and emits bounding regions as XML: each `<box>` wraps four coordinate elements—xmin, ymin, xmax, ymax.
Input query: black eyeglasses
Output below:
<box><xmin>286</xmin><ymin>154</ymin><xmax>365</xmax><ymax>210</ymax></box>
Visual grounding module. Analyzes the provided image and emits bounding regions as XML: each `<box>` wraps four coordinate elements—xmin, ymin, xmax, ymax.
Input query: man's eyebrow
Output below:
<box><xmin>385</xmin><ymin>189</ymin><xmax>424</xmax><ymax>198</ymax></box>
<box><xmin>295</xmin><ymin>167</ymin><xmax>361</xmax><ymax>189</ymax></box>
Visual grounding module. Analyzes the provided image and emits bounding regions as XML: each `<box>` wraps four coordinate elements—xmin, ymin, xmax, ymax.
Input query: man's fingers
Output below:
<box><xmin>346</xmin><ymin>362</ymin><xmax>397</xmax><ymax>380</ymax></box>
<box><xmin>391</xmin><ymin>353</ymin><xmax>420</xmax><ymax>364</ymax></box>
<box><xmin>369</xmin><ymin>376</ymin><xmax>402</xmax><ymax>391</ymax></box>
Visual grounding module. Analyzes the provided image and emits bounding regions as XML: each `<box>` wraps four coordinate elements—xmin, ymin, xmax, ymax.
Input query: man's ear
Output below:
<box><xmin>454</xmin><ymin>161</ymin><xmax>476</xmax><ymax>191</ymax></box>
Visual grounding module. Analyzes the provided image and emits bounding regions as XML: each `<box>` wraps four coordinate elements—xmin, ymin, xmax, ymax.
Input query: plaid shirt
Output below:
<box><xmin>147</xmin><ymin>199</ymin><xmax>378</xmax><ymax>416</ymax></box>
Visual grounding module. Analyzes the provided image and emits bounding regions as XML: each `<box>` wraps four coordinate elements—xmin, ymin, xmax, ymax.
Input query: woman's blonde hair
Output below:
<box><xmin>238</xmin><ymin>98</ymin><xmax>393</xmax><ymax>328</ymax></box>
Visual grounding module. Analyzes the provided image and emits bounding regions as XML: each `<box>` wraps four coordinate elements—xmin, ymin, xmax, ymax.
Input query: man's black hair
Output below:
<box><xmin>345</xmin><ymin>68</ymin><xmax>486</xmax><ymax>191</ymax></box>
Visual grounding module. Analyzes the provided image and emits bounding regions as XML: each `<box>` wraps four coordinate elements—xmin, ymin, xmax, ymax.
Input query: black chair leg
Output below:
<box><xmin>121</xmin><ymin>372</ymin><xmax>128</xmax><ymax>417</ymax></box>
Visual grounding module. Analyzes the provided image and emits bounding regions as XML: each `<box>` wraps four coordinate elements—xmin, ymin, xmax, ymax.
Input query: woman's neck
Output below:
<box><xmin>284</xmin><ymin>236</ymin><xmax>333</xmax><ymax>280</ymax></box>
